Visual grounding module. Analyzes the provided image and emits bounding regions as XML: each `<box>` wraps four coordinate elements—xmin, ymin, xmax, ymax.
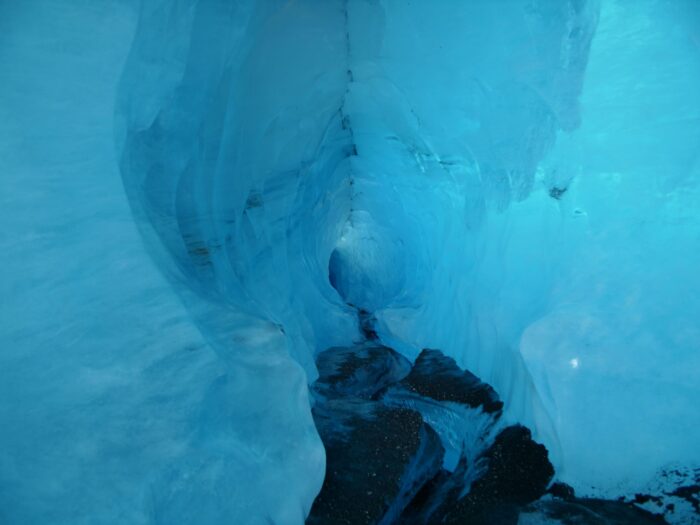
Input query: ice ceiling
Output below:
<box><xmin>1</xmin><ymin>0</ymin><xmax>700</xmax><ymax>524</ymax></box>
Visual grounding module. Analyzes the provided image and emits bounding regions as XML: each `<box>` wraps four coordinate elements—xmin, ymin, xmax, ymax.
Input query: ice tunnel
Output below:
<box><xmin>1</xmin><ymin>0</ymin><xmax>700</xmax><ymax>524</ymax></box>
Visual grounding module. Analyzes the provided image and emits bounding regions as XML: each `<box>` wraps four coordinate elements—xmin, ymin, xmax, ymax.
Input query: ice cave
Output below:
<box><xmin>1</xmin><ymin>0</ymin><xmax>699</xmax><ymax>524</ymax></box>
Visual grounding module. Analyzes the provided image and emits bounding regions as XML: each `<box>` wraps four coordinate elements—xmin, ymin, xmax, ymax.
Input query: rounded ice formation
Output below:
<box><xmin>328</xmin><ymin>210</ymin><xmax>408</xmax><ymax>312</ymax></box>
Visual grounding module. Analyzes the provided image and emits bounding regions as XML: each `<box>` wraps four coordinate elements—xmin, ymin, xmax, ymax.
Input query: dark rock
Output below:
<box><xmin>307</xmin><ymin>402</ymin><xmax>444</xmax><ymax>525</ymax></box>
<box><xmin>310</xmin><ymin>346</ymin><xmax>559</xmax><ymax>525</ymax></box>
<box><xmin>400</xmin><ymin>457</ymin><xmax>519</xmax><ymax>525</ymax></box>
<box><xmin>400</xmin><ymin>425</ymin><xmax>554</xmax><ymax>524</ymax></box>
<box><xmin>314</xmin><ymin>344</ymin><xmax>412</xmax><ymax>400</ymax></box>
<box><xmin>394</xmin><ymin>349</ymin><xmax>503</xmax><ymax>413</ymax></box>
<box><xmin>308</xmin><ymin>343</ymin><xmax>681</xmax><ymax>525</ymax></box>
<box><xmin>667</xmin><ymin>483</ymin><xmax>700</xmax><ymax>513</ymax></box>
<box><xmin>634</xmin><ymin>493</ymin><xmax>663</xmax><ymax>506</ymax></box>
<box><xmin>462</xmin><ymin>503</ymin><xmax>520</xmax><ymax>525</ymax></box>
<box><xmin>399</xmin><ymin>460</ymin><xmax>468</xmax><ymax>525</ymax></box>
<box><xmin>380</xmin><ymin>348</ymin><xmax>504</xmax><ymax>480</ymax></box>
<box><xmin>476</xmin><ymin>425</ymin><xmax>554</xmax><ymax>505</ymax></box>
<box><xmin>521</xmin><ymin>497</ymin><xmax>669</xmax><ymax>524</ymax></box>
<box><xmin>436</xmin><ymin>425</ymin><xmax>553</xmax><ymax>524</ymax></box>
<box><xmin>549</xmin><ymin>186</ymin><xmax>568</xmax><ymax>200</ymax></box>
<box><xmin>310</xmin><ymin>345</ymin><xmax>445</xmax><ymax>524</ymax></box>
<box><xmin>549</xmin><ymin>481</ymin><xmax>576</xmax><ymax>501</ymax></box>
<box><xmin>358</xmin><ymin>308</ymin><xmax>378</xmax><ymax>341</ymax></box>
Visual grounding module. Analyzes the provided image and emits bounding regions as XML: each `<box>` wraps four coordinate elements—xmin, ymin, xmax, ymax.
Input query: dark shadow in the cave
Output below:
<box><xmin>328</xmin><ymin>247</ymin><xmax>346</xmax><ymax>301</ymax></box>
<box><xmin>328</xmin><ymin>247</ymin><xmax>379</xmax><ymax>341</ymax></box>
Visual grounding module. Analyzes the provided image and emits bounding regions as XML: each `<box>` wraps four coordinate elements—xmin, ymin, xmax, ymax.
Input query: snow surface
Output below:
<box><xmin>1</xmin><ymin>0</ymin><xmax>699</xmax><ymax>523</ymax></box>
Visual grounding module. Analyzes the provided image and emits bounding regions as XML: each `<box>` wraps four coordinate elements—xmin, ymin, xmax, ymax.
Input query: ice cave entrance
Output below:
<box><xmin>328</xmin><ymin>210</ymin><xmax>406</xmax><ymax>313</ymax></box>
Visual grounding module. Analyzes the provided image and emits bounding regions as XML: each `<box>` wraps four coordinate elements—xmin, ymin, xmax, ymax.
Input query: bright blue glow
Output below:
<box><xmin>1</xmin><ymin>0</ymin><xmax>699</xmax><ymax>523</ymax></box>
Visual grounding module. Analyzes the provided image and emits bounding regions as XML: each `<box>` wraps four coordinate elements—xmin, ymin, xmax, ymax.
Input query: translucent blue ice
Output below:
<box><xmin>1</xmin><ymin>0</ymin><xmax>699</xmax><ymax>523</ymax></box>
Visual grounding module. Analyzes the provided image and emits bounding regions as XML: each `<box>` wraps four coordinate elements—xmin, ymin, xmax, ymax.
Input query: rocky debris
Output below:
<box><xmin>475</xmin><ymin>425</ymin><xmax>555</xmax><ymax>506</ymax></box>
<box><xmin>308</xmin><ymin>345</ymin><xmax>668</xmax><ymax>525</ymax></box>
<box><xmin>549</xmin><ymin>186</ymin><xmax>568</xmax><ymax>200</ymax></box>
<box><xmin>520</xmin><ymin>482</ymin><xmax>671</xmax><ymax>524</ymax></box>
<box><xmin>616</xmin><ymin>467</ymin><xmax>699</xmax><ymax>523</ymax></box>
<box><xmin>401</xmin><ymin>425</ymin><xmax>554</xmax><ymax>525</ymax></box>
<box><xmin>633</xmin><ymin>493</ymin><xmax>665</xmax><ymax>507</ymax></box>
<box><xmin>309</xmin><ymin>345</ymin><xmax>446</xmax><ymax>524</ymax></box>
<box><xmin>358</xmin><ymin>308</ymin><xmax>379</xmax><ymax>341</ymax></box>
<box><xmin>391</xmin><ymin>349</ymin><xmax>503</xmax><ymax>413</ymax></box>
<box><xmin>314</xmin><ymin>344</ymin><xmax>412</xmax><ymax>400</ymax></box>
<box><xmin>520</xmin><ymin>496</ymin><xmax>669</xmax><ymax>524</ymax></box>
<box><xmin>547</xmin><ymin>482</ymin><xmax>576</xmax><ymax>500</ymax></box>
<box><xmin>307</xmin><ymin>398</ymin><xmax>444</xmax><ymax>524</ymax></box>
<box><xmin>667</xmin><ymin>484</ymin><xmax>700</xmax><ymax>514</ymax></box>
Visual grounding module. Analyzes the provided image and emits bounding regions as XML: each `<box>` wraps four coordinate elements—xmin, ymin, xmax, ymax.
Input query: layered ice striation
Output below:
<box><xmin>1</xmin><ymin>0</ymin><xmax>700</xmax><ymax>523</ymax></box>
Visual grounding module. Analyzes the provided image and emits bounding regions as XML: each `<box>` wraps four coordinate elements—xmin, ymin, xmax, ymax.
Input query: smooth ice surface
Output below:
<box><xmin>2</xmin><ymin>0</ymin><xmax>700</xmax><ymax>523</ymax></box>
<box><xmin>0</xmin><ymin>2</ymin><xmax>323</xmax><ymax>524</ymax></box>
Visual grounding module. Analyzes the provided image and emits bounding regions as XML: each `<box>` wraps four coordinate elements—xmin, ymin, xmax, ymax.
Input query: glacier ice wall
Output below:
<box><xmin>516</xmin><ymin>0</ymin><xmax>700</xmax><ymax>493</ymax></box>
<box><xmin>0</xmin><ymin>2</ymin><xmax>324</xmax><ymax>524</ymax></box>
<box><xmin>1</xmin><ymin>0</ymin><xmax>700</xmax><ymax>523</ymax></box>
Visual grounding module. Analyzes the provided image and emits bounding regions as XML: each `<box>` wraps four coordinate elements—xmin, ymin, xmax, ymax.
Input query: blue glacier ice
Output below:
<box><xmin>1</xmin><ymin>0</ymin><xmax>699</xmax><ymax>523</ymax></box>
